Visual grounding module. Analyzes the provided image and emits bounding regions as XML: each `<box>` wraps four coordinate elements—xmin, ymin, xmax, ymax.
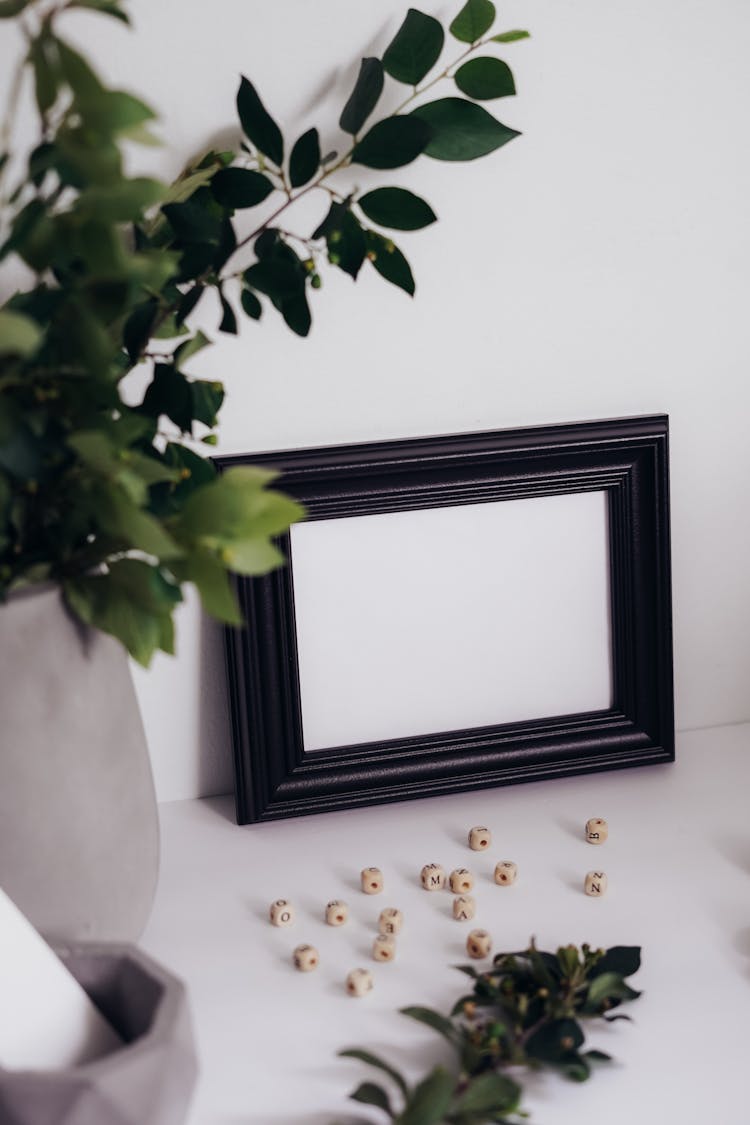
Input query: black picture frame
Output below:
<box><xmin>218</xmin><ymin>415</ymin><xmax>673</xmax><ymax>824</ymax></box>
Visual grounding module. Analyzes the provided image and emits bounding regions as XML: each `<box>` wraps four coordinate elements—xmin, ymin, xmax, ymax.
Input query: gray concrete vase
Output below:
<box><xmin>0</xmin><ymin>943</ymin><xmax>198</xmax><ymax>1125</ymax></box>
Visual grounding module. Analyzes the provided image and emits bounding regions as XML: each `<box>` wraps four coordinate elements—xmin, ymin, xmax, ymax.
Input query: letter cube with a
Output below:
<box><xmin>453</xmin><ymin>895</ymin><xmax>475</xmax><ymax>921</ymax></box>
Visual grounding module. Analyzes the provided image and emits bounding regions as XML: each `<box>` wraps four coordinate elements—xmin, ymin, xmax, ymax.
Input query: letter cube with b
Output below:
<box><xmin>467</xmin><ymin>929</ymin><xmax>492</xmax><ymax>959</ymax></box>
<box><xmin>585</xmin><ymin>818</ymin><xmax>608</xmax><ymax>844</ymax></box>
<box><xmin>420</xmin><ymin>863</ymin><xmax>446</xmax><ymax>890</ymax></box>
<box><xmin>378</xmin><ymin>907</ymin><xmax>403</xmax><ymax>935</ymax></box>
<box><xmin>361</xmin><ymin>867</ymin><xmax>384</xmax><ymax>894</ymax></box>
<box><xmin>468</xmin><ymin>826</ymin><xmax>492</xmax><ymax>851</ymax></box>
<box><xmin>269</xmin><ymin>899</ymin><xmax>294</xmax><ymax>927</ymax></box>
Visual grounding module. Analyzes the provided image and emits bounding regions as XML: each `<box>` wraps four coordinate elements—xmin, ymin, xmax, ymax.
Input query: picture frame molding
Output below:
<box><xmin>218</xmin><ymin>415</ymin><xmax>673</xmax><ymax>824</ymax></box>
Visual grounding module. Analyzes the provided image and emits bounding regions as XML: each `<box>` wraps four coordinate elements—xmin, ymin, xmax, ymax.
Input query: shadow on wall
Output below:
<box><xmin>198</xmin><ymin>612</ymin><xmax>235</xmax><ymax>798</ymax></box>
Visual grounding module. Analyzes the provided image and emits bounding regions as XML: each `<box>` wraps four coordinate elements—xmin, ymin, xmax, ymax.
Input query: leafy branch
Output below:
<box><xmin>0</xmin><ymin>0</ymin><xmax>529</xmax><ymax>664</ymax></box>
<box><xmin>337</xmin><ymin>939</ymin><xmax>642</xmax><ymax>1124</ymax></box>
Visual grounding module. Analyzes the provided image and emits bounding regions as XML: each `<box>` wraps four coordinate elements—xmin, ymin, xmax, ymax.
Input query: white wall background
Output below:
<box><xmin>3</xmin><ymin>0</ymin><xmax>749</xmax><ymax>801</ymax></box>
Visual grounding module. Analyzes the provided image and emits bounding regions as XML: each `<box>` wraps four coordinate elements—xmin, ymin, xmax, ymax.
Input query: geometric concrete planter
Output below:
<box><xmin>0</xmin><ymin>944</ymin><xmax>198</xmax><ymax>1125</ymax></box>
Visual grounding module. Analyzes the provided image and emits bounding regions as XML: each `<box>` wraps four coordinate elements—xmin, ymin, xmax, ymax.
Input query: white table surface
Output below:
<box><xmin>142</xmin><ymin>723</ymin><xmax>750</xmax><ymax>1125</ymax></box>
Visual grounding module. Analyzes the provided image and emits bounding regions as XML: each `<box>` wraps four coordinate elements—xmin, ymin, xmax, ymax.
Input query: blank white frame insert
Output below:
<box><xmin>290</xmin><ymin>490</ymin><xmax>612</xmax><ymax>753</ymax></box>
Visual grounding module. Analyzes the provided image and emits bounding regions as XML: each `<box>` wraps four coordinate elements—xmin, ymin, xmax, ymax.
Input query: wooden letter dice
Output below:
<box><xmin>467</xmin><ymin>929</ymin><xmax>492</xmax><ymax>959</ymax></box>
<box><xmin>378</xmin><ymin>907</ymin><xmax>403</xmax><ymax>935</ymax></box>
<box><xmin>494</xmin><ymin>861</ymin><xmax>517</xmax><ymax>886</ymax></box>
<box><xmin>585</xmin><ymin>817</ymin><xmax>608</xmax><ymax>844</ymax></box>
<box><xmin>468</xmin><ymin>826</ymin><xmax>492</xmax><ymax>851</ymax></box>
<box><xmin>292</xmin><ymin>944</ymin><xmax>319</xmax><ymax>971</ymax></box>
<box><xmin>372</xmin><ymin>934</ymin><xmax>396</xmax><ymax>962</ymax></box>
<box><xmin>325</xmin><ymin>900</ymin><xmax>348</xmax><ymax>926</ymax></box>
<box><xmin>420</xmin><ymin>863</ymin><xmax>446</xmax><ymax>890</ymax></box>
<box><xmin>269</xmin><ymin>899</ymin><xmax>294</xmax><ymax>927</ymax></box>
<box><xmin>449</xmin><ymin>868</ymin><xmax>474</xmax><ymax>894</ymax></box>
<box><xmin>361</xmin><ymin>867</ymin><xmax>384</xmax><ymax>894</ymax></box>
<box><xmin>346</xmin><ymin>968</ymin><xmax>374</xmax><ymax>997</ymax></box>
<box><xmin>453</xmin><ymin>894</ymin><xmax>475</xmax><ymax>921</ymax></box>
<box><xmin>584</xmin><ymin>870</ymin><xmax>607</xmax><ymax>896</ymax></box>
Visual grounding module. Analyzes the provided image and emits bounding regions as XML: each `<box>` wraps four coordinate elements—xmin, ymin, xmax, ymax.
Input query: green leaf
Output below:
<box><xmin>0</xmin><ymin>0</ymin><xmax>31</xmax><ymax>15</ymax></box>
<box><xmin>211</xmin><ymin>167</ymin><xmax>274</xmax><ymax>209</ymax></box>
<box><xmin>450</xmin><ymin>1072</ymin><xmax>522</xmax><ymax>1115</ymax></box>
<box><xmin>30</xmin><ymin>39</ymin><xmax>59</xmax><ymax>115</ymax></box>
<box><xmin>140</xmin><ymin>364</ymin><xmax>194</xmax><ymax>432</ymax></box>
<box><xmin>240</xmin><ymin>288</ymin><xmax>262</xmax><ymax>320</ymax></box>
<box><xmin>178</xmin><ymin>549</ymin><xmax>242</xmax><ymax>626</ymax></box>
<box><xmin>398</xmin><ymin>1066</ymin><xmax>454</xmax><ymax>1125</ymax></box>
<box><xmin>162</xmin><ymin>201</ymin><xmax>222</xmax><ymax>244</ymax></box>
<box><xmin>525</xmin><ymin>1018</ymin><xmax>584</xmax><ymax>1064</ymax></box>
<box><xmin>178</xmin><ymin>465</ymin><xmax>303</xmax><ymax>543</ymax></box>
<box><xmin>174</xmin><ymin>330</ymin><xmax>211</xmax><ymax>367</ymax></box>
<box><xmin>75</xmin><ymin>177</ymin><xmax>164</xmax><ymax>221</ymax></box>
<box><xmin>289</xmin><ymin>127</ymin><xmax>320</xmax><ymax>188</ymax></box>
<box><xmin>586</xmin><ymin>972</ymin><xmax>642</xmax><ymax>1008</ymax></box>
<box><xmin>449</xmin><ymin>0</ymin><xmax>496</xmax><ymax>43</ymax></box>
<box><xmin>190</xmin><ymin>379</ymin><xmax>224</xmax><ymax>427</ymax></box>
<box><xmin>584</xmin><ymin>1049</ymin><xmax>612</xmax><ymax>1063</ymax></box>
<box><xmin>315</xmin><ymin>204</ymin><xmax>367</xmax><ymax>280</ymax></box>
<box><xmin>244</xmin><ymin>258</ymin><xmax>301</xmax><ymax>302</ymax></box>
<box><xmin>564</xmin><ymin>1057</ymin><xmax>591</xmax><ymax>1082</ymax></box>
<box><xmin>400</xmin><ymin>1006</ymin><xmax>456</xmax><ymax>1045</ymax></box>
<box><xmin>339</xmin><ymin>58</ymin><xmax>384</xmax><ymax>135</ymax></box>
<box><xmin>218</xmin><ymin>291</ymin><xmax>238</xmax><ymax>335</ymax></box>
<box><xmin>67</xmin><ymin>0</ymin><xmax>130</xmax><ymax>22</ymax></box>
<box><xmin>351</xmin><ymin>1081</ymin><xmax>394</xmax><ymax>1116</ymax></box>
<box><xmin>222</xmin><ymin>537</ymin><xmax>285</xmax><ymax>576</ymax></box>
<box><xmin>351</xmin><ymin>116</ymin><xmax>431</xmax><ymax>170</ymax></box>
<box><xmin>237</xmin><ymin>75</ymin><xmax>283</xmax><ymax>166</ymax></box>
<box><xmin>365</xmin><ymin>230</ymin><xmax>414</xmax><ymax>296</ymax></box>
<box><xmin>382</xmin><ymin>9</ymin><xmax>444</xmax><ymax>85</ymax></box>
<box><xmin>492</xmin><ymin>29</ymin><xmax>530</xmax><ymax>43</ymax></box>
<box><xmin>593</xmin><ymin>946</ymin><xmax>641</xmax><ymax>978</ymax></box>
<box><xmin>358</xmin><ymin>187</ymin><xmax>436</xmax><ymax>230</ymax></box>
<box><xmin>454</xmin><ymin>57</ymin><xmax>515</xmax><ymax>100</ymax></box>
<box><xmin>411</xmin><ymin>98</ymin><xmax>519</xmax><ymax>160</ymax></box>
<box><xmin>93</xmin><ymin>484</ymin><xmax>182</xmax><ymax>559</ymax></box>
<box><xmin>0</xmin><ymin>310</ymin><xmax>42</xmax><ymax>357</ymax></box>
<box><xmin>176</xmin><ymin>284</ymin><xmax>205</xmax><ymax>325</ymax></box>
<box><xmin>280</xmin><ymin>290</ymin><xmax>311</xmax><ymax>337</ymax></box>
<box><xmin>338</xmin><ymin>1049</ymin><xmax>409</xmax><ymax>1099</ymax></box>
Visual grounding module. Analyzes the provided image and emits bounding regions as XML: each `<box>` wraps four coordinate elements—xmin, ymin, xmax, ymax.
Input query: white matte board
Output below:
<box><xmin>290</xmin><ymin>490</ymin><xmax>612</xmax><ymax>752</ymax></box>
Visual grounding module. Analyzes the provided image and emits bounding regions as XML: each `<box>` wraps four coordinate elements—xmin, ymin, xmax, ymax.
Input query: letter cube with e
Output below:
<box><xmin>449</xmin><ymin>868</ymin><xmax>474</xmax><ymax>893</ymax></box>
<box><xmin>469</xmin><ymin>826</ymin><xmax>492</xmax><ymax>851</ymax></box>
<box><xmin>292</xmin><ymin>944</ymin><xmax>319</xmax><ymax>971</ymax></box>
<box><xmin>372</xmin><ymin>934</ymin><xmax>396</xmax><ymax>962</ymax></box>
<box><xmin>453</xmin><ymin>895</ymin><xmax>475</xmax><ymax>921</ymax></box>
<box><xmin>494</xmin><ymin>861</ymin><xmax>517</xmax><ymax>886</ymax></box>
<box><xmin>585</xmin><ymin>818</ymin><xmax>608</xmax><ymax>844</ymax></box>
<box><xmin>346</xmin><ymin>968</ymin><xmax>374</xmax><ymax>997</ymax></box>
<box><xmin>584</xmin><ymin>870</ymin><xmax>607</xmax><ymax>896</ymax></box>
<box><xmin>378</xmin><ymin>907</ymin><xmax>403</xmax><ymax>935</ymax></box>
<box><xmin>361</xmin><ymin>867</ymin><xmax>384</xmax><ymax>894</ymax></box>
<box><xmin>269</xmin><ymin>899</ymin><xmax>294</xmax><ymax>927</ymax></box>
<box><xmin>467</xmin><ymin>929</ymin><xmax>492</xmax><ymax>959</ymax></box>
<box><xmin>325</xmin><ymin>900</ymin><xmax>348</xmax><ymax>926</ymax></box>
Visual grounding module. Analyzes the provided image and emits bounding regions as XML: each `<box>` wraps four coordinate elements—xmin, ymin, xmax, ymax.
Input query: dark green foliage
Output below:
<box><xmin>383</xmin><ymin>8</ymin><xmax>445</xmax><ymax>85</ymax></box>
<box><xmin>339</xmin><ymin>58</ymin><xmax>384</xmax><ymax>135</ymax></box>
<box><xmin>0</xmin><ymin>0</ymin><xmax>527</xmax><ymax>664</ymax></box>
<box><xmin>340</xmin><ymin>939</ymin><xmax>642</xmax><ymax>1123</ymax></box>
<box><xmin>449</xmin><ymin>0</ymin><xmax>496</xmax><ymax>44</ymax></box>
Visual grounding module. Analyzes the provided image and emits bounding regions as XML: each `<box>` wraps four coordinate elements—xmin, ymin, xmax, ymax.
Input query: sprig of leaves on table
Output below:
<box><xmin>337</xmin><ymin>940</ymin><xmax>642</xmax><ymax>1124</ymax></box>
<box><xmin>0</xmin><ymin>0</ymin><xmax>528</xmax><ymax>665</ymax></box>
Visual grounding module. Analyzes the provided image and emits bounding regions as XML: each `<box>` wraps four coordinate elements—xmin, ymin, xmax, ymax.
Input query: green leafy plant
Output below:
<box><xmin>0</xmin><ymin>0</ymin><xmax>528</xmax><ymax>665</ymax></box>
<box><xmin>338</xmin><ymin>939</ymin><xmax>642</xmax><ymax>1123</ymax></box>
